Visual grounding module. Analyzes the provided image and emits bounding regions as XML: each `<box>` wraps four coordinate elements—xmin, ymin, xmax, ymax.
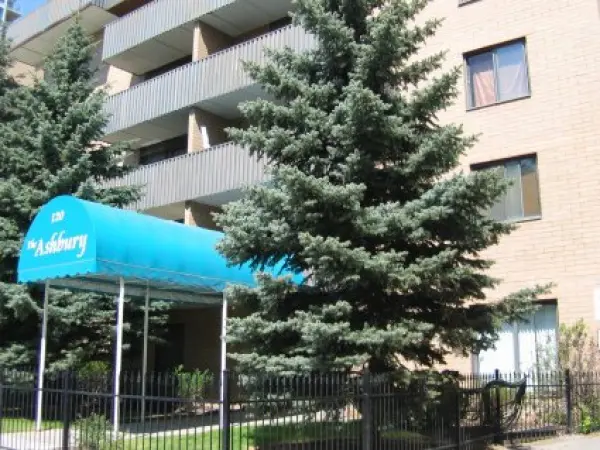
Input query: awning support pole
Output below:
<box><xmin>141</xmin><ymin>284</ymin><xmax>150</xmax><ymax>423</ymax></box>
<box><xmin>113</xmin><ymin>277</ymin><xmax>125</xmax><ymax>436</ymax></box>
<box><xmin>35</xmin><ymin>281</ymin><xmax>50</xmax><ymax>432</ymax></box>
<box><xmin>219</xmin><ymin>290</ymin><xmax>228</xmax><ymax>430</ymax></box>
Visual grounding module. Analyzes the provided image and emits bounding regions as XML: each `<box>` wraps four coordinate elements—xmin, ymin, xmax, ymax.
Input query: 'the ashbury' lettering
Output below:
<box><xmin>28</xmin><ymin>231</ymin><xmax>88</xmax><ymax>259</ymax></box>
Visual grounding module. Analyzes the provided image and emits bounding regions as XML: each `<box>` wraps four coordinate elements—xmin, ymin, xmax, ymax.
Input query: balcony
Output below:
<box><xmin>103</xmin><ymin>25</ymin><xmax>315</xmax><ymax>146</ymax></box>
<box><xmin>105</xmin><ymin>142</ymin><xmax>268</xmax><ymax>212</ymax></box>
<box><xmin>2</xmin><ymin>0</ymin><xmax>21</xmax><ymax>23</ymax></box>
<box><xmin>102</xmin><ymin>0</ymin><xmax>293</xmax><ymax>75</ymax></box>
<box><xmin>7</xmin><ymin>0</ymin><xmax>123</xmax><ymax>66</ymax></box>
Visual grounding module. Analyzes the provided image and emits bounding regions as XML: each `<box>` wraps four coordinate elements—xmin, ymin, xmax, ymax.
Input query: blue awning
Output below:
<box><xmin>18</xmin><ymin>196</ymin><xmax>294</xmax><ymax>303</ymax></box>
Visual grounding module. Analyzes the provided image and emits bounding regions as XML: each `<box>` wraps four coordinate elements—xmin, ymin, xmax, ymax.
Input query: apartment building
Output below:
<box><xmin>7</xmin><ymin>0</ymin><xmax>600</xmax><ymax>376</ymax></box>
<box><xmin>0</xmin><ymin>0</ymin><xmax>19</xmax><ymax>24</ymax></box>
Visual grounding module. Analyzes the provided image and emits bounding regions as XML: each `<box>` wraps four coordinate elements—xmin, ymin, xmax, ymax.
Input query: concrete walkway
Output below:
<box><xmin>497</xmin><ymin>434</ymin><xmax>600</xmax><ymax>450</ymax></box>
<box><xmin>528</xmin><ymin>434</ymin><xmax>600</xmax><ymax>449</ymax></box>
<box><xmin>0</xmin><ymin>429</ymin><xmax>67</xmax><ymax>450</ymax></box>
<box><xmin>5</xmin><ymin>429</ymin><xmax>600</xmax><ymax>450</ymax></box>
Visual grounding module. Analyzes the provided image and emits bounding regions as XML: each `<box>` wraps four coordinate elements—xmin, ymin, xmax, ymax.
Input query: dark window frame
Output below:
<box><xmin>138</xmin><ymin>135</ymin><xmax>188</xmax><ymax>166</ymax></box>
<box><xmin>475</xmin><ymin>300</ymin><xmax>558</xmax><ymax>375</ymax></box>
<box><xmin>464</xmin><ymin>38</ymin><xmax>531</xmax><ymax>110</ymax></box>
<box><xmin>471</xmin><ymin>154</ymin><xmax>542</xmax><ymax>223</ymax></box>
<box><xmin>143</xmin><ymin>55</ymin><xmax>193</xmax><ymax>82</ymax></box>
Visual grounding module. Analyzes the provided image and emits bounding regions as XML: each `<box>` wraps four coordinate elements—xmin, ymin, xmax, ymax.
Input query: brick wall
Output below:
<box><xmin>422</xmin><ymin>0</ymin><xmax>600</xmax><ymax>371</ymax></box>
<box><xmin>7</xmin><ymin>60</ymin><xmax>39</xmax><ymax>86</ymax></box>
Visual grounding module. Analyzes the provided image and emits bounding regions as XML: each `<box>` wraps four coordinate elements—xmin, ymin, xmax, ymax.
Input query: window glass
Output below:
<box><xmin>139</xmin><ymin>135</ymin><xmax>188</xmax><ymax>165</ymax></box>
<box><xmin>504</xmin><ymin>160</ymin><xmax>523</xmax><ymax>220</ymax></box>
<box><xmin>479</xmin><ymin>323</ymin><xmax>516</xmax><ymax>374</ymax></box>
<box><xmin>496</xmin><ymin>42</ymin><xmax>529</xmax><ymax>102</ymax></box>
<box><xmin>468</xmin><ymin>52</ymin><xmax>495</xmax><ymax>108</ymax></box>
<box><xmin>520</xmin><ymin>158</ymin><xmax>541</xmax><ymax>217</ymax></box>
<box><xmin>488</xmin><ymin>165</ymin><xmax>507</xmax><ymax>221</ymax></box>
<box><xmin>478</xmin><ymin>303</ymin><xmax>557</xmax><ymax>374</ymax></box>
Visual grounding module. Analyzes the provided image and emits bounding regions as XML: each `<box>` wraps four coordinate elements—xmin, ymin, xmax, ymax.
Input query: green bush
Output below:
<box><xmin>78</xmin><ymin>361</ymin><xmax>110</xmax><ymax>379</ymax></box>
<box><xmin>173</xmin><ymin>366</ymin><xmax>214</xmax><ymax>409</ymax></box>
<box><xmin>368</xmin><ymin>371</ymin><xmax>468</xmax><ymax>433</ymax></box>
<box><xmin>73</xmin><ymin>413</ymin><xmax>119</xmax><ymax>450</ymax></box>
<box><xmin>579</xmin><ymin>405</ymin><xmax>600</xmax><ymax>434</ymax></box>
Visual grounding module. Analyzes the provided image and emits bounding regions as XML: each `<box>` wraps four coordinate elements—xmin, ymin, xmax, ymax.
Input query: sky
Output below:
<box><xmin>17</xmin><ymin>0</ymin><xmax>46</xmax><ymax>15</ymax></box>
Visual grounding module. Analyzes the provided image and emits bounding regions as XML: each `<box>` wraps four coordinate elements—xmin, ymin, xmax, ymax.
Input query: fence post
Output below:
<box><xmin>362</xmin><ymin>368</ymin><xmax>373</xmax><ymax>450</ymax></box>
<box><xmin>61</xmin><ymin>372</ymin><xmax>72</xmax><ymax>450</ymax></box>
<box><xmin>455</xmin><ymin>387</ymin><xmax>462</xmax><ymax>450</ymax></box>
<box><xmin>0</xmin><ymin>370</ymin><xmax>4</xmax><ymax>443</ymax></box>
<box><xmin>221</xmin><ymin>370</ymin><xmax>231</xmax><ymax>450</ymax></box>
<box><xmin>493</xmin><ymin>369</ymin><xmax>502</xmax><ymax>445</ymax></box>
<box><xmin>565</xmin><ymin>369</ymin><xmax>573</xmax><ymax>434</ymax></box>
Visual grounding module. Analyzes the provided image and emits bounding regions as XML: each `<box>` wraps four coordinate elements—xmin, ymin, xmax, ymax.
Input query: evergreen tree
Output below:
<box><xmin>0</xmin><ymin>26</ymin><xmax>16</xmax><ymax>121</ymax></box>
<box><xmin>0</xmin><ymin>23</ymin><xmax>168</xmax><ymax>370</ymax></box>
<box><xmin>216</xmin><ymin>0</ymin><xmax>546</xmax><ymax>375</ymax></box>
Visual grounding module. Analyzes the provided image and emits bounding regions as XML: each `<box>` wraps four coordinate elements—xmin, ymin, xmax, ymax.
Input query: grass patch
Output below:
<box><xmin>0</xmin><ymin>417</ymin><xmax>62</xmax><ymax>433</ymax></box>
<box><xmin>121</xmin><ymin>423</ymin><xmax>358</xmax><ymax>450</ymax></box>
<box><xmin>381</xmin><ymin>429</ymin><xmax>432</xmax><ymax>443</ymax></box>
<box><xmin>120</xmin><ymin>429</ymin><xmax>240</xmax><ymax>450</ymax></box>
<box><xmin>118</xmin><ymin>422</ymin><xmax>431</xmax><ymax>450</ymax></box>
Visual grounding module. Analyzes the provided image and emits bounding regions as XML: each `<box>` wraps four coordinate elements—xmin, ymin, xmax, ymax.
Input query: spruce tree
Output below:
<box><xmin>0</xmin><ymin>23</ymin><xmax>168</xmax><ymax>370</ymax></box>
<box><xmin>0</xmin><ymin>26</ymin><xmax>16</xmax><ymax>117</ymax></box>
<box><xmin>216</xmin><ymin>0</ymin><xmax>546</xmax><ymax>375</ymax></box>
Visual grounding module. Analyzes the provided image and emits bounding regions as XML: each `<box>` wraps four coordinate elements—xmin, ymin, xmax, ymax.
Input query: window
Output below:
<box><xmin>139</xmin><ymin>135</ymin><xmax>188</xmax><ymax>166</ymax></box>
<box><xmin>473</xmin><ymin>156</ymin><xmax>541</xmax><ymax>222</ymax></box>
<box><xmin>465</xmin><ymin>40</ymin><xmax>530</xmax><ymax>108</ymax></box>
<box><xmin>477</xmin><ymin>302</ymin><xmax>557</xmax><ymax>374</ymax></box>
<box><xmin>143</xmin><ymin>56</ymin><xmax>192</xmax><ymax>81</ymax></box>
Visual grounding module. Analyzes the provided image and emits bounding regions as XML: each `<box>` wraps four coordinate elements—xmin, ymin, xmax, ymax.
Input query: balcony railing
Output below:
<box><xmin>102</xmin><ymin>0</ymin><xmax>237</xmax><ymax>61</ymax></box>
<box><xmin>7</xmin><ymin>0</ymin><xmax>104</xmax><ymax>48</ymax></box>
<box><xmin>105</xmin><ymin>142</ymin><xmax>268</xmax><ymax>211</ymax></box>
<box><xmin>103</xmin><ymin>25</ymin><xmax>315</xmax><ymax>137</ymax></box>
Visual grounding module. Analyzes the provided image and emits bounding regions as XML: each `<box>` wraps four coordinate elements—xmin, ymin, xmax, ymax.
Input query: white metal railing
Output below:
<box><xmin>104</xmin><ymin>142</ymin><xmax>268</xmax><ymax>210</ymax></box>
<box><xmin>104</xmin><ymin>25</ymin><xmax>315</xmax><ymax>136</ymax></box>
<box><xmin>7</xmin><ymin>0</ymin><xmax>103</xmax><ymax>47</ymax></box>
<box><xmin>102</xmin><ymin>0</ymin><xmax>236</xmax><ymax>60</ymax></box>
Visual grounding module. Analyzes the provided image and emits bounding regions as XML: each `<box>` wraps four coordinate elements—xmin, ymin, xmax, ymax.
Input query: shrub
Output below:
<box><xmin>78</xmin><ymin>361</ymin><xmax>110</xmax><ymax>379</ymax></box>
<box><xmin>74</xmin><ymin>361</ymin><xmax>110</xmax><ymax>418</ymax></box>
<box><xmin>73</xmin><ymin>413</ymin><xmax>119</xmax><ymax>450</ymax></box>
<box><xmin>538</xmin><ymin>320</ymin><xmax>600</xmax><ymax>432</ymax></box>
<box><xmin>173</xmin><ymin>366</ymin><xmax>214</xmax><ymax>412</ymax></box>
<box><xmin>579</xmin><ymin>405</ymin><xmax>600</xmax><ymax>434</ymax></box>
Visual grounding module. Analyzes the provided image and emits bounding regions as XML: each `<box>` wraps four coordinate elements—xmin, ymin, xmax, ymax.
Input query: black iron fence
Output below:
<box><xmin>1</xmin><ymin>368</ymin><xmax>600</xmax><ymax>450</ymax></box>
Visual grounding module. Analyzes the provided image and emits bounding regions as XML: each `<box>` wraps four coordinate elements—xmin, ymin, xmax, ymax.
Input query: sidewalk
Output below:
<box><xmin>0</xmin><ymin>429</ymin><xmax>66</xmax><ymax>450</ymax></box>
<box><xmin>529</xmin><ymin>434</ymin><xmax>600</xmax><ymax>449</ymax></box>
<box><xmin>494</xmin><ymin>434</ymin><xmax>600</xmax><ymax>450</ymax></box>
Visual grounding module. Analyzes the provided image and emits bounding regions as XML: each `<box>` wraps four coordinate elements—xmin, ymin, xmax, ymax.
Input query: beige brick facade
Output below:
<box><xmin>169</xmin><ymin>307</ymin><xmax>222</xmax><ymax>374</ymax></box>
<box><xmin>104</xmin><ymin>65</ymin><xmax>142</xmax><ymax>95</ymax></box>
<box><xmin>7</xmin><ymin>61</ymin><xmax>40</xmax><ymax>86</ymax></box>
<box><xmin>187</xmin><ymin>108</ymin><xmax>233</xmax><ymax>153</ymax></box>
<box><xmin>422</xmin><ymin>0</ymin><xmax>600</xmax><ymax>371</ymax></box>
<box><xmin>184</xmin><ymin>201</ymin><xmax>221</xmax><ymax>231</ymax></box>
<box><xmin>192</xmin><ymin>22</ymin><xmax>232</xmax><ymax>61</ymax></box>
